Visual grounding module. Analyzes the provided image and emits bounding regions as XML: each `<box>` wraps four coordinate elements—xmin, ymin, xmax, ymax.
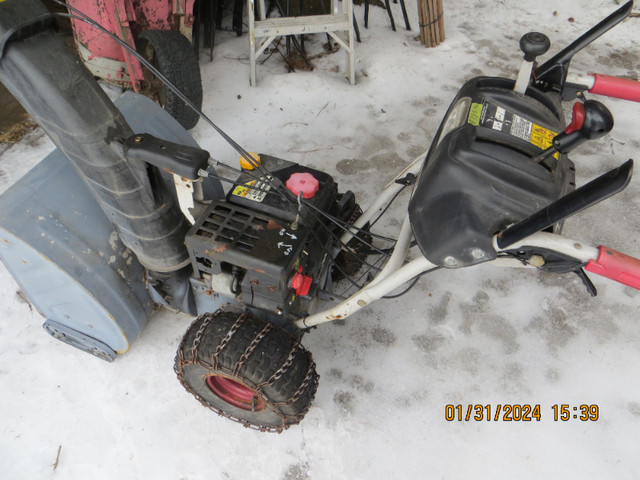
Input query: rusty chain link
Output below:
<box><xmin>256</xmin><ymin>342</ymin><xmax>301</xmax><ymax>389</ymax></box>
<box><xmin>191</xmin><ymin>311</ymin><xmax>216</xmax><ymax>357</ymax></box>
<box><xmin>232</xmin><ymin>322</ymin><xmax>273</xmax><ymax>377</ymax></box>
<box><xmin>211</xmin><ymin>312</ymin><xmax>248</xmax><ymax>369</ymax></box>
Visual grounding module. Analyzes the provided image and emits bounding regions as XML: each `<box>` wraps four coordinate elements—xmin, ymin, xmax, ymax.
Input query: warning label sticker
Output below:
<box><xmin>468</xmin><ymin>103</ymin><xmax>483</xmax><ymax>126</ymax></box>
<box><xmin>530</xmin><ymin>123</ymin><xmax>557</xmax><ymax>150</ymax></box>
<box><xmin>509</xmin><ymin>115</ymin><xmax>532</xmax><ymax>141</ymax></box>
<box><xmin>232</xmin><ymin>177</ymin><xmax>272</xmax><ymax>202</ymax></box>
<box><xmin>467</xmin><ymin>100</ymin><xmax>558</xmax><ymax>151</ymax></box>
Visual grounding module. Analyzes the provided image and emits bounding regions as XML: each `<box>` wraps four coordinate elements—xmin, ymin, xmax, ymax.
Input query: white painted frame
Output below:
<box><xmin>293</xmin><ymin>152</ymin><xmax>602</xmax><ymax>329</ymax></box>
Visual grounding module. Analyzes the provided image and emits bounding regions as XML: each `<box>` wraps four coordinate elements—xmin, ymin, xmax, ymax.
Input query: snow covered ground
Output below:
<box><xmin>1</xmin><ymin>0</ymin><xmax>640</xmax><ymax>478</ymax></box>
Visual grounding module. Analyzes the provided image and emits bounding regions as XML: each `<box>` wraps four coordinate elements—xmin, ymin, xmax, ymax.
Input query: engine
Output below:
<box><xmin>186</xmin><ymin>154</ymin><xmax>356</xmax><ymax>322</ymax></box>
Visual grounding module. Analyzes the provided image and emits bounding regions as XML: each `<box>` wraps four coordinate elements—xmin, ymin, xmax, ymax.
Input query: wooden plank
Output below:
<box><xmin>254</xmin><ymin>14</ymin><xmax>350</xmax><ymax>38</ymax></box>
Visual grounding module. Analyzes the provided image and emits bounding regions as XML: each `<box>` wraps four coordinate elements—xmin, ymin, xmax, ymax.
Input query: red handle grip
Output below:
<box><xmin>585</xmin><ymin>246</ymin><xmax>640</xmax><ymax>289</ymax></box>
<box><xmin>589</xmin><ymin>74</ymin><xmax>640</xmax><ymax>102</ymax></box>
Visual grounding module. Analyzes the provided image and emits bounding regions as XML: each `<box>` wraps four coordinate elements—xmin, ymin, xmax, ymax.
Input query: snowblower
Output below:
<box><xmin>0</xmin><ymin>0</ymin><xmax>639</xmax><ymax>432</ymax></box>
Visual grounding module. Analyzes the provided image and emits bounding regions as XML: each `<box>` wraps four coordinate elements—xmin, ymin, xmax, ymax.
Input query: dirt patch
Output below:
<box><xmin>286</xmin><ymin>49</ymin><xmax>314</xmax><ymax>72</ymax></box>
<box><xmin>0</xmin><ymin>83</ymin><xmax>34</xmax><ymax>144</ymax></box>
<box><xmin>0</xmin><ymin>119</ymin><xmax>37</xmax><ymax>144</ymax></box>
<box><xmin>0</xmin><ymin>0</ymin><xmax>76</xmax><ymax>145</ymax></box>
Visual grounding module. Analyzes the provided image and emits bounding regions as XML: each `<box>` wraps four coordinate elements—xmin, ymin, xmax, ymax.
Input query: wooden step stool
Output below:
<box><xmin>248</xmin><ymin>0</ymin><xmax>356</xmax><ymax>86</ymax></box>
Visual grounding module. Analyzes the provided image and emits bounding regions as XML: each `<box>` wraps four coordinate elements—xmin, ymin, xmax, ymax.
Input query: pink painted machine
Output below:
<box><xmin>67</xmin><ymin>0</ymin><xmax>203</xmax><ymax>128</ymax></box>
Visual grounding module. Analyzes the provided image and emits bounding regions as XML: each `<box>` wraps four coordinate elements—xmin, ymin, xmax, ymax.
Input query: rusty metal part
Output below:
<box><xmin>256</xmin><ymin>343</ymin><xmax>301</xmax><ymax>388</ymax></box>
<box><xmin>232</xmin><ymin>322</ymin><xmax>273</xmax><ymax>376</ymax></box>
<box><xmin>210</xmin><ymin>312</ymin><xmax>248</xmax><ymax>370</ymax></box>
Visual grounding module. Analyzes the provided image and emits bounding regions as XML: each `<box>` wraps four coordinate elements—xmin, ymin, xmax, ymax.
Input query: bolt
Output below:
<box><xmin>471</xmin><ymin>248</ymin><xmax>486</xmax><ymax>260</ymax></box>
<box><xmin>444</xmin><ymin>256</ymin><xmax>458</xmax><ymax>267</ymax></box>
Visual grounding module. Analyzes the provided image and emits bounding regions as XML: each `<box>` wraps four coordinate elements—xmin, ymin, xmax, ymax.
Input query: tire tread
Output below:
<box><xmin>175</xmin><ymin>310</ymin><xmax>319</xmax><ymax>432</ymax></box>
<box><xmin>137</xmin><ymin>30</ymin><xmax>202</xmax><ymax>129</ymax></box>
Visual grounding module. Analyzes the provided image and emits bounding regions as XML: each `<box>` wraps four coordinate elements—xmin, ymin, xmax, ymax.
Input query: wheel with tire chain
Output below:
<box><xmin>174</xmin><ymin>309</ymin><xmax>319</xmax><ymax>432</ymax></box>
<box><xmin>136</xmin><ymin>30</ymin><xmax>203</xmax><ymax>130</ymax></box>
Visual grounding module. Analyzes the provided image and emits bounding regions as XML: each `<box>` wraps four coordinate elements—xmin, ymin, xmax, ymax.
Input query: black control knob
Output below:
<box><xmin>519</xmin><ymin>32</ymin><xmax>551</xmax><ymax>62</ymax></box>
<box><xmin>553</xmin><ymin>100</ymin><xmax>614</xmax><ymax>154</ymax></box>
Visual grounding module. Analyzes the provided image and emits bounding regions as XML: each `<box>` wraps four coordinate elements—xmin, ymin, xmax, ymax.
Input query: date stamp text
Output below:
<box><xmin>444</xmin><ymin>404</ymin><xmax>599</xmax><ymax>422</ymax></box>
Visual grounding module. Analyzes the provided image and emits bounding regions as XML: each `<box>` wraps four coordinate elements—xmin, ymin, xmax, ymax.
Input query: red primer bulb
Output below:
<box><xmin>286</xmin><ymin>172</ymin><xmax>319</xmax><ymax>199</ymax></box>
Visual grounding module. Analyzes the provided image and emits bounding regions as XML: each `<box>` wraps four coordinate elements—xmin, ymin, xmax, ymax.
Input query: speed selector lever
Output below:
<box><xmin>532</xmin><ymin>99</ymin><xmax>614</xmax><ymax>168</ymax></box>
<box><xmin>514</xmin><ymin>32</ymin><xmax>550</xmax><ymax>94</ymax></box>
<box><xmin>552</xmin><ymin>100</ymin><xmax>614</xmax><ymax>154</ymax></box>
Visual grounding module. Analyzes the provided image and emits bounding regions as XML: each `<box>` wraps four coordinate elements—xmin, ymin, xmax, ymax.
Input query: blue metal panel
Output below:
<box><xmin>0</xmin><ymin>150</ymin><xmax>151</xmax><ymax>355</ymax></box>
<box><xmin>0</xmin><ymin>92</ymin><xmax>224</xmax><ymax>359</ymax></box>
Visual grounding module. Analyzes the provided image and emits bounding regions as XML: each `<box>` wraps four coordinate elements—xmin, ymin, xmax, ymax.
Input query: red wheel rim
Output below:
<box><xmin>205</xmin><ymin>375</ymin><xmax>266</xmax><ymax>411</ymax></box>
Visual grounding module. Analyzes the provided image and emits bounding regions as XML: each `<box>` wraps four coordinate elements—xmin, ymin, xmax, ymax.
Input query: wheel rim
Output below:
<box><xmin>205</xmin><ymin>375</ymin><xmax>266</xmax><ymax>411</ymax></box>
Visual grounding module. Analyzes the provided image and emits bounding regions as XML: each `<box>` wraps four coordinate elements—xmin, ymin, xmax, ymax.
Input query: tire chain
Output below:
<box><xmin>175</xmin><ymin>310</ymin><xmax>319</xmax><ymax>433</ymax></box>
<box><xmin>256</xmin><ymin>342</ymin><xmax>301</xmax><ymax>388</ymax></box>
<box><xmin>232</xmin><ymin>322</ymin><xmax>273</xmax><ymax>377</ymax></box>
<box><xmin>210</xmin><ymin>312</ymin><xmax>249</xmax><ymax>370</ymax></box>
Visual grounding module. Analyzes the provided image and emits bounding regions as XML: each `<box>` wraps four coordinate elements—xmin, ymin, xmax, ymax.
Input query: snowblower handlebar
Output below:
<box><xmin>567</xmin><ymin>74</ymin><xmax>640</xmax><ymax>102</ymax></box>
<box><xmin>585</xmin><ymin>246</ymin><xmax>640</xmax><ymax>290</ymax></box>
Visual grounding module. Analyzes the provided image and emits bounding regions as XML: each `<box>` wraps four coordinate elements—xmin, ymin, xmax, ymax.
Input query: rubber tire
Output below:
<box><xmin>136</xmin><ymin>30</ymin><xmax>203</xmax><ymax>130</ymax></box>
<box><xmin>175</xmin><ymin>310</ymin><xmax>319</xmax><ymax>432</ymax></box>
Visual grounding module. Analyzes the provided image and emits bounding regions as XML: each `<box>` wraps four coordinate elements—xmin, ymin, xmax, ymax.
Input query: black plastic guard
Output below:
<box><xmin>533</xmin><ymin>1</ymin><xmax>633</xmax><ymax>92</ymax></box>
<box><xmin>0</xmin><ymin>0</ymin><xmax>56</xmax><ymax>57</ymax></box>
<box><xmin>0</xmin><ymin>4</ymin><xmax>192</xmax><ymax>273</ymax></box>
<box><xmin>409</xmin><ymin>77</ymin><xmax>574</xmax><ymax>268</ymax></box>
<box><xmin>497</xmin><ymin>159</ymin><xmax>633</xmax><ymax>249</ymax></box>
<box><xmin>124</xmin><ymin>133</ymin><xmax>210</xmax><ymax>180</ymax></box>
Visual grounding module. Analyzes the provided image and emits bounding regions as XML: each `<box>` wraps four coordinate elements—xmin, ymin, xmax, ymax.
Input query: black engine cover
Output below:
<box><xmin>409</xmin><ymin>77</ymin><xmax>575</xmax><ymax>268</ymax></box>
<box><xmin>186</xmin><ymin>154</ymin><xmax>345</xmax><ymax>320</ymax></box>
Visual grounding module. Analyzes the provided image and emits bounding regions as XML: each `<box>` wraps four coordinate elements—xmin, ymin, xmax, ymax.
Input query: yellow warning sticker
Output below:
<box><xmin>232</xmin><ymin>178</ymin><xmax>271</xmax><ymax>202</ymax></box>
<box><xmin>530</xmin><ymin>123</ymin><xmax>560</xmax><ymax>159</ymax></box>
<box><xmin>466</xmin><ymin>100</ymin><xmax>560</xmax><ymax>158</ymax></box>
<box><xmin>232</xmin><ymin>184</ymin><xmax>251</xmax><ymax>198</ymax></box>
<box><xmin>530</xmin><ymin>123</ymin><xmax>557</xmax><ymax>150</ymax></box>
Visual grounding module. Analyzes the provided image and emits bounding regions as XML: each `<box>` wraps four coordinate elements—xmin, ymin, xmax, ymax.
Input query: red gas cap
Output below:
<box><xmin>286</xmin><ymin>172</ymin><xmax>319</xmax><ymax>199</ymax></box>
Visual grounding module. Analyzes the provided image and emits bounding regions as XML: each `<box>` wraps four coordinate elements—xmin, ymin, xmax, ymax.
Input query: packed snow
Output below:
<box><xmin>1</xmin><ymin>0</ymin><xmax>639</xmax><ymax>478</ymax></box>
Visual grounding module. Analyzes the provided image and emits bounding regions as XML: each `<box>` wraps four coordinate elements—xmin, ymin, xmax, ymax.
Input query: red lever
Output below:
<box><xmin>585</xmin><ymin>246</ymin><xmax>640</xmax><ymax>290</ymax></box>
<box><xmin>564</xmin><ymin>102</ymin><xmax>586</xmax><ymax>134</ymax></box>
<box><xmin>290</xmin><ymin>267</ymin><xmax>313</xmax><ymax>296</ymax></box>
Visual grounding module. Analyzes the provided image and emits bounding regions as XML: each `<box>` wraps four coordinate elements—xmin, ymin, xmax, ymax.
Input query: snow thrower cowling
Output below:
<box><xmin>1</xmin><ymin>0</ymin><xmax>639</xmax><ymax>432</ymax></box>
